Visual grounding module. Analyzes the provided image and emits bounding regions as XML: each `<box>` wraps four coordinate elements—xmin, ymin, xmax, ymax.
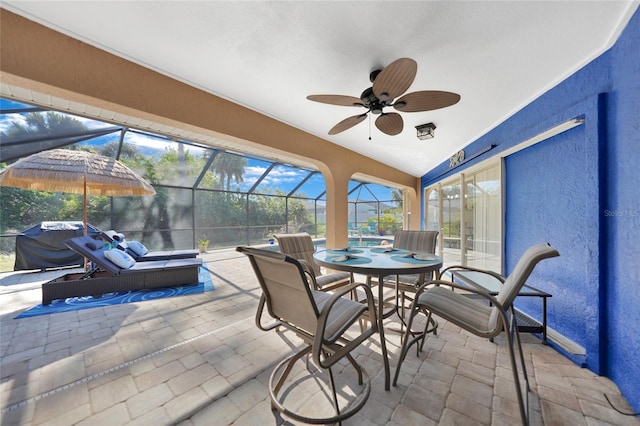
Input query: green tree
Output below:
<box><xmin>2</xmin><ymin>111</ymin><xmax>86</xmax><ymax>140</ymax></box>
<box><xmin>391</xmin><ymin>188</ymin><xmax>403</xmax><ymax>210</ymax></box>
<box><xmin>1</xmin><ymin>112</ymin><xmax>90</xmax><ymax>234</ymax></box>
<box><xmin>379</xmin><ymin>213</ymin><xmax>401</xmax><ymax>234</ymax></box>
<box><xmin>99</xmin><ymin>140</ymin><xmax>142</xmax><ymax>160</ymax></box>
<box><xmin>0</xmin><ymin>188</ymin><xmax>63</xmax><ymax>231</ymax></box>
<box><xmin>366</xmin><ymin>212</ymin><xmax>401</xmax><ymax>235</ymax></box>
<box><xmin>246</xmin><ymin>189</ymin><xmax>314</xmax><ymax>241</ymax></box>
<box><xmin>212</xmin><ymin>152</ymin><xmax>247</xmax><ymax>192</ymax></box>
<box><xmin>140</xmin><ymin>158</ymin><xmax>173</xmax><ymax>247</ymax></box>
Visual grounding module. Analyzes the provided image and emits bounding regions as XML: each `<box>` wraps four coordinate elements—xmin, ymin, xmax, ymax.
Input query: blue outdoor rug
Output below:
<box><xmin>15</xmin><ymin>264</ymin><xmax>214</xmax><ymax>319</ymax></box>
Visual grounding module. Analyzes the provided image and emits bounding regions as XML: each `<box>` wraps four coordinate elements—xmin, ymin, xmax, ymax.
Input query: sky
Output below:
<box><xmin>1</xmin><ymin>98</ymin><xmax>396</xmax><ymax>201</ymax></box>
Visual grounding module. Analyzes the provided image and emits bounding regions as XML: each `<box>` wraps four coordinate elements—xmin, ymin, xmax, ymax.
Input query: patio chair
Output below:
<box><xmin>236</xmin><ymin>245</ymin><xmax>378</xmax><ymax>424</ymax></box>
<box><xmin>104</xmin><ymin>230</ymin><xmax>199</xmax><ymax>261</ymax></box>
<box><xmin>387</xmin><ymin>230</ymin><xmax>439</xmax><ymax>305</ymax></box>
<box><xmin>42</xmin><ymin>235</ymin><xmax>203</xmax><ymax>305</ymax></box>
<box><xmin>373</xmin><ymin>230</ymin><xmax>440</xmax><ymax>338</ymax></box>
<box><xmin>393</xmin><ymin>242</ymin><xmax>560</xmax><ymax>426</ymax></box>
<box><xmin>273</xmin><ymin>232</ymin><xmax>353</xmax><ymax>291</ymax></box>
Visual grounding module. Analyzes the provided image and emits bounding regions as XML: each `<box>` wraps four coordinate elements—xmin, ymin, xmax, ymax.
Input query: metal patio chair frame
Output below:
<box><xmin>237</xmin><ymin>245</ymin><xmax>378</xmax><ymax>424</ymax></box>
<box><xmin>393</xmin><ymin>243</ymin><xmax>560</xmax><ymax>426</ymax></box>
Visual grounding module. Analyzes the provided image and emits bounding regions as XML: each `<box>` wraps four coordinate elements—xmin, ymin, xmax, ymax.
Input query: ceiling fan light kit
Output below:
<box><xmin>307</xmin><ymin>58</ymin><xmax>460</xmax><ymax>137</ymax></box>
<box><xmin>416</xmin><ymin>122</ymin><xmax>437</xmax><ymax>140</ymax></box>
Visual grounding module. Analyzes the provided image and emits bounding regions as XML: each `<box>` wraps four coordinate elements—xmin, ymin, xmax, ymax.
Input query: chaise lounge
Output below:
<box><xmin>40</xmin><ymin>235</ymin><xmax>203</xmax><ymax>305</ymax></box>
<box><xmin>104</xmin><ymin>230</ymin><xmax>199</xmax><ymax>261</ymax></box>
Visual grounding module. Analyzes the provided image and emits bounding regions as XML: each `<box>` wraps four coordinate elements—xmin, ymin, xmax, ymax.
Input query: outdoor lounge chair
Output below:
<box><xmin>393</xmin><ymin>242</ymin><xmax>560</xmax><ymax>425</ymax></box>
<box><xmin>104</xmin><ymin>230</ymin><xmax>199</xmax><ymax>261</ymax></box>
<box><xmin>273</xmin><ymin>232</ymin><xmax>353</xmax><ymax>291</ymax></box>
<box><xmin>40</xmin><ymin>235</ymin><xmax>203</xmax><ymax>305</ymax></box>
<box><xmin>237</xmin><ymin>245</ymin><xmax>378</xmax><ymax>424</ymax></box>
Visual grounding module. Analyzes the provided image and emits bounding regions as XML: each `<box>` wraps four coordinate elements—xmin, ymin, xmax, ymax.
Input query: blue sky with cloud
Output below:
<box><xmin>1</xmin><ymin>98</ymin><xmax>395</xmax><ymax>201</ymax></box>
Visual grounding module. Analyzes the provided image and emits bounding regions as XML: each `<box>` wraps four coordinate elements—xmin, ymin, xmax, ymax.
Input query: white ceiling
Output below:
<box><xmin>2</xmin><ymin>1</ymin><xmax>637</xmax><ymax>177</ymax></box>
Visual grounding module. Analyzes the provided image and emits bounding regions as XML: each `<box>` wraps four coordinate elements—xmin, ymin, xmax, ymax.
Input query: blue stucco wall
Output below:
<box><xmin>421</xmin><ymin>8</ymin><xmax>640</xmax><ymax>411</ymax></box>
<box><xmin>504</xmin><ymin>125</ymin><xmax>590</xmax><ymax>352</ymax></box>
<box><xmin>604</xmin><ymin>6</ymin><xmax>640</xmax><ymax>410</ymax></box>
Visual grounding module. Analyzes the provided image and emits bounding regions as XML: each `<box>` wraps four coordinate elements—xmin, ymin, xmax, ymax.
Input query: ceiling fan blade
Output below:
<box><xmin>372</xmin><ymin>58</ymin><xmax>417</xmax><ymax>102</ymax></box>
<box><xmin>307</xmin><ymin>94</ymin><xmax>366</xmax><ymax>107</ymax></box>
<box><xmin>328</xmin><ymin>113</ymin><xmax>368</xmax><ymax>135</ymax></box>
<box><xmin>394</xmin><ymin>91</ymin><xmax>461</xmax><ymax>112</ymax></box>
<box><xmin>375</xmin><ymin>113</ymin><xmax>403</xmax><ymax>136</ymax></box>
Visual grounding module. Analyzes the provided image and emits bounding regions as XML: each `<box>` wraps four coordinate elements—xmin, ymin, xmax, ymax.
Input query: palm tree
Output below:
<box><xmin>212</xmin><ymin>152</ymin><xmax>247</xmax><ymax>192</ymax></box>
<box><xmin>391</xmin><ymin>188</ymin><xmax>403</xmax><ymax>209</ymax></box>
<box><xmin>3</xmin><ymin>111</ymin><xmax>86</xmax><ymax>140</ymax></box>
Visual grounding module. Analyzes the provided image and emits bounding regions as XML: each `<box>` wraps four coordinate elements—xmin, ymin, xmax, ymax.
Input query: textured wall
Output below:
<box><xmin>505</xmin><ymin>126</ymin><xmax>590</xmax><ymax>350</ymax></box>
<box><xmin>604</xmin><ymin>7</ymin><xmax>640</xmax><ymax>410</ymax></box>
<box><xmin>422</xmin><ymin>7</ymin><xmax>640</xmax><ymax>412</ymax></box>
<box><xmin>503</xmin><ymin>88</ymin><xmax>606</xmax><ymax>373</ymax></box>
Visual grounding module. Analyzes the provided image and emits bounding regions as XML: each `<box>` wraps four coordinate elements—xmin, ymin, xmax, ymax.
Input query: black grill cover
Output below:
<box><xmin>14</xmin><ymin>222</ymin><xmax>100</xmax><ymax>271</ymax></box>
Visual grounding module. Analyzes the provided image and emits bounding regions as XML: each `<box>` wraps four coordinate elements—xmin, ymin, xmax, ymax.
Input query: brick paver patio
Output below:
<box><xmin>1</xmin><ymin>248</ymin><xmax>638</xmax><ymax>425</ymax></box>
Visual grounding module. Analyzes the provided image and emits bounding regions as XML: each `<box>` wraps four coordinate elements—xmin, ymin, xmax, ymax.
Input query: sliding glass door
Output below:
<box><xmin>425</xmin><ymin>161</ymin><xmax>502</xmax><ymax>272</ymax></box>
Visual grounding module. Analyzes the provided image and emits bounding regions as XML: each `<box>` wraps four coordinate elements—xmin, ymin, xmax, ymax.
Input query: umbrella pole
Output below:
<box><xmin>83</xmin><ymin>178</ymin><xmax>88</xmax><ymax>236</ymax></box>
<box><xmin>83</xmin><ymin>178</ymin><xmax>88</xmax><ymax>270</ymax></box>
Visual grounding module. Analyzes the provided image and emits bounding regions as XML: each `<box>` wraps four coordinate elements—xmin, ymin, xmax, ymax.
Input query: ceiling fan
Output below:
<box><xmin>307</xmin><ymin>58</ymin><xmax>461</xmax><ymax>137</ymax></box>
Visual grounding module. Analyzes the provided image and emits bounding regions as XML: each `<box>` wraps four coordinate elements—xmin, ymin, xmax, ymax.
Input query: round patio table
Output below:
<box><xmin>313</xmin><ymin>246</ymin><xmax>442</xmax><ymax>390</ymax></box>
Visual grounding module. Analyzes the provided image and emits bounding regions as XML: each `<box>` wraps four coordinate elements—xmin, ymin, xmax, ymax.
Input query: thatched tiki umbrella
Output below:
<box><xmin>0</xmin><ymin>149</ymin><xmax>156</xmax><ymax>235</ymax></box>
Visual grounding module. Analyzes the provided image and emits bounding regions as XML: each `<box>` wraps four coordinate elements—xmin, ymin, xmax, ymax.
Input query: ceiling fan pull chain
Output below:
<box><xmin>368</xmin><ymin>114</ymin><xmax>372</xmax><ymax>140</ymax></box>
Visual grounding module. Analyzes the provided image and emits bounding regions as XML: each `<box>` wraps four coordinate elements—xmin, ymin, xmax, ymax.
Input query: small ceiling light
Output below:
<box><xmin>416</xmin><ymin>122</ymin><xmax>436</xmax><ymax>140</ymax></box>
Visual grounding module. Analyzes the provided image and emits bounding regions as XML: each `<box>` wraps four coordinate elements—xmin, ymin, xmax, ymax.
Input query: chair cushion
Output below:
<box><xmin>105</xmin><ymin>230</ymin><xmax>125</xmax><ymax>241</ymax></box>
<box><xmin>418</xmin><ymin>286</ymin><xmax>496</xmax><ymax>337</ymax></box>
<box><xmin>393</xmin><ymin>230</ymin><xmax>438</xmax><ymax>253</ymax></box>
<box><xmin>313</xmin><ymin>291</ymin><xmax>367</xmax><ymax>343</ymax></box>
<box><xmin>127</xmin><ymin>240</ymin><xmax>149</xmax><ymax>257</ymax></box>
<box><xmin>315</xmin><ymin>271</ymin><xmax>351</xmax><ymax>290</ymax></box>
<box><xmin>274</xmin><ymin>233</ymin><xmax>321</xmax><ymax>276</ymax></box>
<box><xmin>104</xmin><ymin>249</ymin><xmax>136</xmax><ymax>269</ymax></box>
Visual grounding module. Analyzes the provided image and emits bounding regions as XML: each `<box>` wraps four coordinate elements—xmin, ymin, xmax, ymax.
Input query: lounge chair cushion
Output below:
<box><xmin>66</xmin><ymin>235</ymin><xmax>202</xmax><ymax>276</ymax></box>
<box><xmin>103</xmin><ymin>230</ymin><xmax>198</xmax><ymax>261</ymax></box>
<box><xmin>104</xmin><ymin>249</ymin><xmax>136</xmax><ymax>269</ymax></box>
<box><xmin>106</xmin><ymin>230</ymin><xmax>125</xmax><ymax>242</ymax></box>
<box><xmin>127</xmin><ymin>240</ymin><xmax>148</xmax><ymax>257</ymax></box>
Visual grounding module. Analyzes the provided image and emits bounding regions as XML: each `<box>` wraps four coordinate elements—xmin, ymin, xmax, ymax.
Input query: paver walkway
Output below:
<box><xmin>1</xmin><ymin>248</ymin><xmax>638</xmax><ymax>425</ymax></box>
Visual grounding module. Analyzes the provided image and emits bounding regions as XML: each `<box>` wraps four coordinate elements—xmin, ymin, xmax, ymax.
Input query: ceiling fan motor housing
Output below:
<box><xmin>360</xmin><ymin>87</ymin><xmax>385</xmax><ymax>114</ymax></box>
